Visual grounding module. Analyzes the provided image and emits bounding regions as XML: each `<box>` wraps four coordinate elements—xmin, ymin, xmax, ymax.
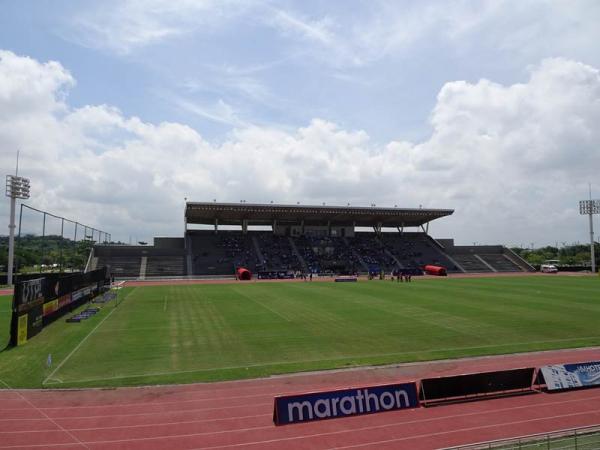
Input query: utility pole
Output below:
<box><xmin>579</xmin><ymin>188</ymin><xmax>599</xmax><ymax>273</ymax></box>
<box><xmin>5</xmin><ymin>151</ymin><xmax>31</xmax><ymax>286</ymax></box>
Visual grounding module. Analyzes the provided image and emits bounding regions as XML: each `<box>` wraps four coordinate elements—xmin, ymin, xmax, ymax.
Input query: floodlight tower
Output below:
<box><xmin>5</xmin><ymin>173</ymin><xmax>30</xmax><ymax>286</ymax></box>
<box><xmin>579</xmin><ymin>198</ymin><xmax>599</xmax><ymax>274</ymax></box>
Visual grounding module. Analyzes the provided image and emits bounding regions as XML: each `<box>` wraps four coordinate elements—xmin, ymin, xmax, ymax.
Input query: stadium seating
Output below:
<box><xmin>378</xmin><ymin>233</ymin><xmax>461</xmax><ymax>273</ymax></box>
<box><xmin>95</xmin><ymin>256</ymin><xmax>141</xmax><ymax>277</ymax></box>
<box><xmin>255</xmin><ymin>233</ymin><xmax>303</xmax><ymax>271</ymax></box>
<box><xmin>450</xmin><ymin>254</ymin><xmax>493</xmax><ymax>272</ymax></box>
<box><xmin>442</xmin><ymin>244</ymin><xmax>530</xmax><ymax>273</ymax></box>
<box><xmin>94</xmin><ymin>230</ymin><xmax>530</xmax><ymax>278</ymax></box>
<box><xmin>350</xmin><ymin>234</ymin><xmax>396</xmax><ymax>273</ymax></box>
<box><xmin>94</xmin><ymin>244</ymin><xmax>186</xmax><ymax>278</ymax></box>
<box><xmin>188</xmin><ymin>231</ymin><xmax>240</xmax><ymax>275</ymax></box>
<box><xmin>295</xmin><ymin>235</ymin><xmax>360</xmax><ymax>274</ymax></box>
<box><xmin>145</xmin><ymin>256</ymin><xmax>186</xmax><ymax>277</ymax></box>
<box><xmin>479</xmin><ymin>254</ymin><xmax>522</xmax><ymax>272</ymax></box>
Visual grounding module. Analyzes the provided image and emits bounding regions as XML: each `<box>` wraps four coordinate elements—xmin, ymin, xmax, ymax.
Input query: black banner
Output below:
<box><xmin>257</xmin><ymin>271</ymin><xmax>295</xmax><ymax>279</ymax></box>
<box><xmin>420</xmin><ymin>367</ymin><xmax>535</xmax><ymax>403</ymax></box>
<box><xmin>10</xmin><ymin>267</ymin><xmax>107</xmax><ymax>346</ymax></box>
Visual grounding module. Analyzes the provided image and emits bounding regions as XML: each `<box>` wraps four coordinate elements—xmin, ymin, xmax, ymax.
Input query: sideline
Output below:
<box><xmin>42</xmin><ymin>335</ymin><xmax>600</xmax><ymax>386</ymax></box>
<box><xmin>42</xmin><ymin>287</ymin><xmax>137</xmax><ymax>385</ymax></box>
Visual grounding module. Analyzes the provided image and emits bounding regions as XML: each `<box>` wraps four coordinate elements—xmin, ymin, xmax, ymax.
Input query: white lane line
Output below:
<box><xmin>0</xmin><ymin>402</ymin><xmax>274</xmax><ymax>422</ymax></box>
<box><xmin>1</xmin><ymin>392</ymin><xmax>599</xmax><ymax>440</ymax></box>
<box><xmin>0</xmin><ymin>413</ymin><xmax>269</xmax><ymax>434</ymax></box>
<box><xmin>0</xmin><ymin>379</ymin><xmax>88</xmax><ymax>449</ymax></box>
<box><xmin>196</xmin><ymin>408</ymin><xmax>600</xmax><ymax>450</ymax></box>
<box><xmin>43</xmin><ymin>405</ymin><xmax>600</xmax><ymax>447</ymax></box>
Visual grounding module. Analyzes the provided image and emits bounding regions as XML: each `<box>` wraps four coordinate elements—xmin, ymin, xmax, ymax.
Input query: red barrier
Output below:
<box><xmin>236</xmin><ymin>267</ymin><xmax>252</xmax><ymax>280</ymax></box>
<box><xmin>424</xmin><ymin>265</ymin><xmax>447</xmax><ymax>276</ymax></box>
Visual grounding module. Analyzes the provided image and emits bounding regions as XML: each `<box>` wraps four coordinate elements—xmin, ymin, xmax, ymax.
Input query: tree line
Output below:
<box><xmin>0</xmin><ymin>234</ymin><xmax>95</xmax><ymax>273</ymax></box>
<box><xmin>511</xmin><ymin>243</ymin><xmax>599</xmax><ymax>266</ymax></box>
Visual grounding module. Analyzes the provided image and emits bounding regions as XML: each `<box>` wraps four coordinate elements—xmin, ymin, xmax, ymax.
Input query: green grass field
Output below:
<box><xmin>0</xmin><ymin>276</ymin><xmax>599</xmax><ymax>389</ymax></box>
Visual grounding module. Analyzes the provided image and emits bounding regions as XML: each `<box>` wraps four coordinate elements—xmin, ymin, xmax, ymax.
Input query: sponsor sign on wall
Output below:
<box><xmin>14</xmin><ymin>278</ymin><xmax>45</xmax><ymax>344</ymax></box>
<box><xmin>273</xmin><ymin>382</ymin><xmax>419</xmax><ymax>425</ymax></box>
<box><xmin>541</xmin><ymin>362</ymin><xmax>600</xmax><ymax>391</ymax></box>
<box><xmin>10</xmin><ymin>268</ymin><xmax>107</xmax><ymax>346</ymax></box>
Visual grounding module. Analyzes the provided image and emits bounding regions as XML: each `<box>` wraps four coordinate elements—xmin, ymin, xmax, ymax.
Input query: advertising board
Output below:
<box><xmin>273</xmin><ymin>382</ymin><xmax>419</xmax><ymax>425</ymax></box>
<box><xmin>10</xmin><ymin>268</ymin><xmax>107</xmax><ymax>346</ymax></box>
<box><xmin>541</xmin><ymin>362</ymin><xmax>600</xmax><ymax>391</ymax></box>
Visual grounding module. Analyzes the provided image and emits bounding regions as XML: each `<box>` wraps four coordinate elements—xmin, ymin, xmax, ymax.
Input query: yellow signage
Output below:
<box><xmin>17</xmin><ymin>314</ymin><xmax>28</xmax><ymax>346</ymax></box>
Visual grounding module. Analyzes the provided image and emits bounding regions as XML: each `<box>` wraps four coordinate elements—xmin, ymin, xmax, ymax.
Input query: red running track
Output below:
<box><xmin>1</xmin><ymin>347</ymin><xmax>600</xmax><ymax>450</ymax></box>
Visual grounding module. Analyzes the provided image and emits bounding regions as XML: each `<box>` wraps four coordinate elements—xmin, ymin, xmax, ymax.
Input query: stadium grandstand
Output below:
<box><xmin>91</xmin><ymin>202</ymin><xmax>534</xmax><ymax>278</ymax></box>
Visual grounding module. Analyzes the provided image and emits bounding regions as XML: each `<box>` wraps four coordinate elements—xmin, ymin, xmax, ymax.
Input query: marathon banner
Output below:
<box><xmin>540</xmin><ymin>361</ymin><xmax>600</xmax><ymax>391</ymax></box>
<box><xmin>273</xmin><ymin>382</ymin><xmax>418</xmax><ymax>425</ymax></box>
<box><xmin>10</xmin><ymin>267</ymin><xmax>107</xmax><ymax>346</ymax></box>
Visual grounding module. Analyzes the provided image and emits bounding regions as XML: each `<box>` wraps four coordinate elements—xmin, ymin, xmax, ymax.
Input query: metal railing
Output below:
<box><xmin>443</xmin><ymin>425</ymin><xmax>600</xmax><ymax>449</ymax></box>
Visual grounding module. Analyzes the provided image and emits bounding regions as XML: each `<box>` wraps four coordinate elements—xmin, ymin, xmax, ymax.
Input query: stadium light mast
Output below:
<box><xmin>579</xmin><ymin>195</ymin><xmax>599</xmax><ymax>274</ymax></box>
<box><xmin>5</xmin><ymin>153</ymin><xmax>31</xmax><ymax>286</ymax></box>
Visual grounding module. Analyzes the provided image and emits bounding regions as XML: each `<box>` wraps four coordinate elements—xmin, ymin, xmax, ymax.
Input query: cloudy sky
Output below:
<box><xmin>1</xmin><ymin>0</ymin><xmax>599</xmax><ymax>246</ymax></box>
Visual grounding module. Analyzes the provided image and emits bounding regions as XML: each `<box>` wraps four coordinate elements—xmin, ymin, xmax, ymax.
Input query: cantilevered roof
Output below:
<box><xmin>185</xmin><ymin>202</ymin><xmax>453</xmax><ymax>228</ymax></box>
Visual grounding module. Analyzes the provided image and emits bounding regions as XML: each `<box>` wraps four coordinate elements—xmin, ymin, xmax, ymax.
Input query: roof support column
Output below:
<box><xmin>301</xmin><ymin>220</ymin><xmax>304</xmax><ymax>236</ymax></box>
<box><xmin>272</xmin><ymin>219</ymin><xmax>277</xmax><ymax>234</ymax></box>
<box><xmin>214</xmin><ymin>218</ymin><xmax>218</xmax><ymax>234</ymax></box>
<box><xmin>242</xmin><ymin>219</ymin><xmax>248</xmax><ymax>234</ymax></box>
<box><xmin>327</xmin><ymin>221</ymin><xmax>331</xmax><ymax>236</ymax></box>
<box><xmin>420</xmin><ymin>222</ymin><xmax>430</xmax><ymax>234</ymax></box>
<box><xmin>372</xmin><ymin>222</ymin><xmax>382</xmax><ymax>236</ymax></box>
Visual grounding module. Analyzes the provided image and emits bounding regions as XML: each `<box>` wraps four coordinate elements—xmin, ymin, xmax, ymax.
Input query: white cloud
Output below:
<box><xmin>1</xmin><ymin>50</ymin><xmax>599</xmax><ymax>246</ymax></box>
<box><xmin>66</xmin><ymin>0</ymin><xmax>256</xmax><ymax>54</ymax></box>
<box><xmin>174</xmin><ymin>97</ymin><xmax>248</xmax><ymax>127</ymax></box>
<box><xmin>0</xmin><ymin>50</ymin><xmax>74</xmax><ymax>119</ymax></box>
<box><xmin>60</xmin><ymin>0</ymin><xmax>600</xmax><ymax>76</ymax></box>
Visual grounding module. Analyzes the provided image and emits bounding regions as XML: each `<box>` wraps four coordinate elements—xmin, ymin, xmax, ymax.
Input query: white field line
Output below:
<box><xmin>249</xmin><ymin>298</ymin><xmax>292</xmax><ymax>322</ymax></box>
<box><xmin>237</xmin><ymin>292</ymin><xmax>292</xmax><ymax>322</ymax></box>
<box><xmin>163</xmin><ymin>296</ymin><xmax>168</xmax><ymax>312</ymax></box>
<box><xmin>42</xmin><ymin>335</ymin><xmax>600</xmax><ymax>386</ymax></box>
<box><xmin>43</xmin><ymin>288</ymin><xmax>137</xmax><ymax>385</ymax></box>
<box><xmin>0</xmin><ymin>379</ymin><xmax>89</xmax><ymax>449</ymax></box>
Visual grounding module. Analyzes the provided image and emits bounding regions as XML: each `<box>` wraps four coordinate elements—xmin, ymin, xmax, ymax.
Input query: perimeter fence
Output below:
<box><xmin>2</xmin><ymin>204</ymin><xmax>110</xmax><ymax>276</ymax></box>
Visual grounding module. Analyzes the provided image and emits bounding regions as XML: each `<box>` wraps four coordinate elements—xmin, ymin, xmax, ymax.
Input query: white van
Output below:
<box><xmin>540</xmin><ymin>264</ymin><xmax>558</xmax><ymax>273</ymax></box>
